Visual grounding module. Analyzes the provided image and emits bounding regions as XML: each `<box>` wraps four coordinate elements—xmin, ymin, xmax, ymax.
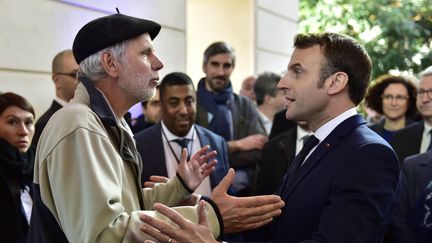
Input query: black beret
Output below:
<box><xmin>73</xmin><ymin>14</ymin><xmax>161</xmax><ymax>64</ymax></box>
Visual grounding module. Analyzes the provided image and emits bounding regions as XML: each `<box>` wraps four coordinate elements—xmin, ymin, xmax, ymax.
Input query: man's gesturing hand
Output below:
<box><xmin>212</xmin><ymin>168</ymin><xmax>285</xmax><ymax>233</ymax></box>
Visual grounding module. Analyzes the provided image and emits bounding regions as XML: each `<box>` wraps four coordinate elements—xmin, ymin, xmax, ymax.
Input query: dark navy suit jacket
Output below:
<box><xmin>32</xmin><ymin>100</ymin><xmax>63</xmax><ymax>147</ymax></box>
<box><xmin>134</xmin><ymin>123</ymin><xmax>231</xmax><ymax>191</ymax></box>
<box><xmin>241</xmin><ymin>115</ymin><xmax>400</xmax><ymax>243</ymax></box>
<box><xmin>391</xmin><ymin>150</ymin><xmax>432</xmax><ymax>243</ymax></box>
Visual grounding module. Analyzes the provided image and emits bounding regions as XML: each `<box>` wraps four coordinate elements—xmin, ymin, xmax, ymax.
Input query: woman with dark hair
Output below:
<box><xmin>0</xmin><ymin>92</ymin><xmax>35</xmax><ymax>243</ymax></box>
<box><xmin>365</xmin><ymin>74</ymin><xmax>418</xmax><ymax>142</ymax></box>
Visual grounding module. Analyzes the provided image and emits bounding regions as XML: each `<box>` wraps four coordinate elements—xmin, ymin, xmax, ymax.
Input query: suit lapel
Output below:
<box><xmin>143</xmin><ymin>123</ymin><xmax>168</xmax><ymax>178</ymax></box>
<box><xmin>195</xmin><ymin>126</ymin><xmax>218</xmax><ymax>188</ymax></box>
<box><xmin>281</xmin><ymin>115</ymin><xmax>366</xmax><ymax>200</ymax></box>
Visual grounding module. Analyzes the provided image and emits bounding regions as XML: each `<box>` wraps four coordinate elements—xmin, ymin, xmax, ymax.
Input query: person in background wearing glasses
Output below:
<box><xmin>365</xmin><ymin>74</ymin><xmax>418</xmax><ymax>143</ymax></box>
<box><xmin>391</xmin><ymin>66</ymin><xmax>432</xmax><ymax>162</ymax></box>
<box><xmin>32</xmin><ymin>49</ymin><xmax>79</xmax><ymax>147</ymax></box>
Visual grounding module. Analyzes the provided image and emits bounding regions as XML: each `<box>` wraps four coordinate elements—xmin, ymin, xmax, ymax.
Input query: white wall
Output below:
<box><xmin>0</xmin><ymin>0</ymin><xmax>298</xmax><ymax>118</ymax></box>
<box><xmin>255</xmin><ymin>0</ymin><xmax>299</xmax><ymax>76</ymax></box>
<box><xmin>0</xmin><ymin>0</ymin><xmax>186</xmax><ymax>119</ymax></box>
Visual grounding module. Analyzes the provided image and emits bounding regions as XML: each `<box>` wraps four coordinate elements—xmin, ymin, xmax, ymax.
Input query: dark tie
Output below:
<box><xmin>173</xmin><ymin>138</ymin><xmax>191</xmax><ymax>160</ymax></box>
<box><xmin>279</xmin><ymin>135</ymin><xmax>319</xmax><ymax>194</ymax></box>
<box><xmin>428</xmin><ymin>131</ymin><xmax>432</xmax><ymax>151</ymax></box>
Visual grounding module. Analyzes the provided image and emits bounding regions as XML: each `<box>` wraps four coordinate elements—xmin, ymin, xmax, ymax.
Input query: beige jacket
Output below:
<box><xmin>31</xmin><ymin>81</ymin><xmax>221</xmax><ymax>242</ymax></box>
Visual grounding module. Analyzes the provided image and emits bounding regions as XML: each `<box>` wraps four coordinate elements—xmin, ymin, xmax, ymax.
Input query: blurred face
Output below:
<box><xmin>240</xmin><ymin>76</ymin><xmax>256</xmax><ymax>101</ymax></box>
<box><xmin>277</xmin><ymin>45</ymin><xmax>330</xmax><ymax>130</ymax></box>
<box><xmin>202</xmin><ymin>53</ymin><xmax>234</xmax><ymax>92</ymax></box>
<box><xmin>381</xmin><ymin>83</ymin><xmax>409</xmax><ymax>121</ymax></box>
<box><xmin>161</xmin><ymin>84</ymin><xmax>196</xmax><ymax>137</ymax></box>
<box><xmin>143</xmin><ymin>88</ymin><xmax>161</xmax><ymax>124</ymax></box>
<box><xmin>118</xmin><ymin>33</ymin><xmax>164</xmax><ymax>104</ymax></box>
<box><xmin>0</xmin><ymin>106</ymin><xmax>34</xmax><ymax>153</ymax></box>
<box><xmin>417</xmin><ymin>75</ymin><xmax>432</xmax><ymax>123</ymax></box>
<box><xmin>53</xmin><ymin>52</ymin><xmax>79</xmax><ymax>102</ymax></box>
<box><xmin>268</xmin><ymin>90</ymin><xmax>286</xmax><ymax>112</ymax></box>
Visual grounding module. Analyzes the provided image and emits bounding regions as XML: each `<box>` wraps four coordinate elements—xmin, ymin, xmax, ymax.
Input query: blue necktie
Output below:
<box><xmin>173</xmin><ymin>138</ymin><xmax>191</xmax><ymax>161</ymax></box>
<box><xmin>279</xmin><ymin>135</ymin><xmax>319</xmax><ymax>194</ymax></box>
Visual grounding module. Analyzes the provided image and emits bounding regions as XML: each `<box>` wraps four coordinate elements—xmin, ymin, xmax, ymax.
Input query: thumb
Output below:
<box><xmin>214</xmin><ymin>168</ymin><xmax>235</xmax><ymax>194</ymax></box>
<box><xmin>197</xmin><ymin>200</ymin><xmax>209</xmax><ymax>226</ymax></box>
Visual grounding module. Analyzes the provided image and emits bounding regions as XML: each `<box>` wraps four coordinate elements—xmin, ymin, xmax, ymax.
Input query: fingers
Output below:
<box><xmin>140</xmin><ymin>214</ymin><xmax>176</xmax><ymax>243</ymax></box>
<box><xmin>197</xmin><ymin>200</ymin><xmax>209</xmax><ymax>226</ymax></box>
<box><xmin>143</xmin><ymin>182</ymin><xmax>157</xmax><ymax>188</ymax></box>
<box><xmin>144</xmin><ymin>176</ymin><xmax>169</xmax><ymax>187</ymax></box>
<box><xmin>200</xmin><ymin>159</ymin><xmax>217</xmax><ymax>177</ymax></box>
<box><xmin>149</xmin><ymin>175</ymin><xmax>169</xmax><ymax>183</ymax></box>
<box><xmin>235</xmin><ymin>195</ymin><xmax>284</xmax><ymax>208</ymax></box>
<box><xmin>153</xmin><ymin>203</ymin><xmax>191</xmax><ymax>229</ymax></box>
<box><xmin>212</xmin><ymin>168</ymin><xmax>235</xmax><ymax>196</ymax></box>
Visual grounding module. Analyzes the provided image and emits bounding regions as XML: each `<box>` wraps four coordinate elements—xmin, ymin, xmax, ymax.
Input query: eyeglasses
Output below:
<box><xmin>55</xmin><ymin>70</ymin><xmax>78</xmax><ymax>79</ymax></box>
<box><xmin>417</xmin><ymin>89</ymin><xmax>432</xmax><ymax>99</ymax></box>
<box><xmin>381</xmin><ymin>94</ymin><xmax>409</xmax><ymax>102</ymax></box>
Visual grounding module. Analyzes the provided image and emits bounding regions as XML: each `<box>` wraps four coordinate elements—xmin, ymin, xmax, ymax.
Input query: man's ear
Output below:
<box><xmin>328</xmin><ymin>72</ymin><xmax>348</xmax><ymax>95</ymax></box>
<box><xmin>52</xmin><ymin>74</ymin><xmax>61</xmax><ymax>89</ymax></box>
<box><xmin>101</xmin><ymin>52</ymin><xmax>119</xmax><ymax>78</ymax></box>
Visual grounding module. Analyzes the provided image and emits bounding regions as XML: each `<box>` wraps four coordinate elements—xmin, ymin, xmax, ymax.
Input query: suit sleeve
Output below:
<box><xmin>391</xmin><ymin>158</ymin><xmax>421</xmax><ymax>243</ymax></box>
<box><xmin>306</xmin><ymin>143</ymin><xmax>400</xmax><ymax>243</ymax></box>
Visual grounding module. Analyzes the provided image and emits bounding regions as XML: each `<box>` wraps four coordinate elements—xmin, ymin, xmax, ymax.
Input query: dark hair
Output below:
<box><xmin>141</xmin><ymin>86</ymin><xmax>160</xmax><ymax>107</ymax></box>
<box><xmin>294</xmin><ymin>32</ymin><xmax>372</xmax><ymax>105</ymax></box>
<box><xmin>159</xmin><ymin>72</ymin><xmax>194</xmax><ymax>100</ymax></box>
<box><xmin>0</xmin><ymin>92</ymin><xmax>35</xmax><ymax>118</ymax></box>
<box><xmin>203</xmin><ymin>41</ymin><xmax>236</xmax><ymax>66</ymax></box>
<box><xmin>365</xmin><ymin>74</ymin><xmax>417</xmax><ymax>118</ymax></box>
<box><xmin>254</xmin><ymin>72</ymin><xmax>281</xmax><ymax>105</ymax></box>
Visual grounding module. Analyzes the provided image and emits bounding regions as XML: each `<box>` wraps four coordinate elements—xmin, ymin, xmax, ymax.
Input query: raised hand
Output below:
<box><xmin>177</xmin><ymin>145</ymin><xmax>217</xmax><ymax>191</ymax></box>
<box><xmin>212</xmin><ymin>168</ymin><xmax>285</xmax><ymax>233</ymax></box>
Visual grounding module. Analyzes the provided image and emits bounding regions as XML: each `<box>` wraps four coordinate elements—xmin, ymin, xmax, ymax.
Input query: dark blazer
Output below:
<box><xmin>391</xmin><ymin>121</ymin><xmax>424</xmax><ymax>163</ymax></box>
<box><xmin>32</xmin><ymin>100</ymin><xmax>63</xmax><ymax>147</ymax></box>
<box><xmin>269</xmin><ymin>109</ymin><xmax>296</xmax><ymax>139</ymax></box>
<box><xmin>391</xmin><ymin>150</ymin><xmax>432</xmax><ymax>243</ymax></box>
<box><xmin>256</xmin><ymin>125</ymin><xmax>297</xmax><ymax>195</ymax></box>
<box><xmin>134</xmin><ymin>123</ymin><xmax>231</xmax><ymax>191</ymax></box>
<box><xmin>369</xmin><ymin>118</ymin><xmax>415</xmax><ymax>142</ymax></box>
<box><xmin>243</xmin><ymin>115</ymin><xmax>400</xmax><ymax>243</ymax></box>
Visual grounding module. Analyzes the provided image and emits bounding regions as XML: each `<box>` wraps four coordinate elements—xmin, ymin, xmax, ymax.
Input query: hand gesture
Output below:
<box><xmin>143</xmin><ymin>176</ymin><xmax>168</xmax><ymax>188</ymax></box>
<box><xmin>140</xmin><ymin>201</ymin><xmax>219</xmax><ymax>243</ymax></box>
<box><xmin>212</xmin><ymin>168</ymin><xmax>285</xmax><ymax>233</ymax></box>
<box><xmin>177</xmin><ymin>145</ymin><xmax>217</xmax><ymax>191</ymax></box>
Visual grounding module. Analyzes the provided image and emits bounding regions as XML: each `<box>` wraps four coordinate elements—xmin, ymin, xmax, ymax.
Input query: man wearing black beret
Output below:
<box><xmin>27</xmin><ymin>12</ymin><xmax>284</xmax><ymax>243</ymax></box>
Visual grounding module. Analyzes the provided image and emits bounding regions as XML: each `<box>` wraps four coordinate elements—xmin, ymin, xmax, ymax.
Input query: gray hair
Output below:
<box><xmin>420</xmin><ymin>66</ymin><xmax>432</xmax><ymax>79</ymax></box>
<box><xmin>77</xmin><ymin>40</ymin><xmax>129</xmax><ymax>81</ymax></box>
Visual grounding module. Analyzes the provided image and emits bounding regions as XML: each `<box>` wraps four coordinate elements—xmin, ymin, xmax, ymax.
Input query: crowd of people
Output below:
<box><xmin>1</xmin><ymin>11</ymin><xmax>432</xmax><ymax>243</ymax></box>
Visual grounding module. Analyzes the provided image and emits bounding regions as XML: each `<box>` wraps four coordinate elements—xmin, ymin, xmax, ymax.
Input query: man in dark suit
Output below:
<box><xmin>135</xmin><ymin>72</ymin><xmax>231</xmax><ymax>196</ymax></box>
<box><xmin>32</xmin><ymin>50</ymin><xmax>79</xmax><ymax>147</ymax></box>
<box><xmin>391</xmin><ymin>66</ymin><xmax>432</xmax><ymax>162</ymax></box>
<box><xmin>256</xmin><ymin>121</ymin><xmax>311</xmax><ymax>195</ymax></box>
<box><xmin>138</xmin><ymin>32</ymin><xmax>400</xmax><ymax>243</ymax></box>
<box><xmin>391</xmin><ymin>150</ymin><xmax>432</xmax><ymax>243</ymax></box>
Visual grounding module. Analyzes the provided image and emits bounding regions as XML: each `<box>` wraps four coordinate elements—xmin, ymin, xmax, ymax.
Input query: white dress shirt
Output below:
<box><xmin>160</xmin><ymin>122</ymin><xmax>212</xmax><ymax>197</ymax></box>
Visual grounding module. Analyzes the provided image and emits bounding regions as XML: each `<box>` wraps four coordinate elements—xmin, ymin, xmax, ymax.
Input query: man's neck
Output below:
<box><xmin>258</xmin><ymin>105</ymin><xmax>275</xmax><ymax>121</ymax></box>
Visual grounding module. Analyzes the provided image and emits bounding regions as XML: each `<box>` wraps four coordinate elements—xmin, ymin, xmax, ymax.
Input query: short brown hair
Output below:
<box><xmin>0</xmin><ymin>92</ymin><xmax>35</xmax><ymax>118</ymax></box>
<box><xmin>294</xmin><ymin>32</ymin><xmax>372</xmax><ymax>105</ymax></box>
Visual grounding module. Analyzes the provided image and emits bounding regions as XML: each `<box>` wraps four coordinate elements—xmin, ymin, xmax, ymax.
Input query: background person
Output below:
<box><xmin>365</xmin><ymin>74</ymin><xmax>417</xmax><ymax>142</ymax></box>
<box><xmin>195</xmin><ymin>41</ymin><xmax>267</xmax><ymax>196</ymax></box>
<box><xmin>32</xmin><ymin>50</ymin><xmax>79</xmax><ymax>147</ymax></box>
<box><xmin>0</xmin><ymin>92</ymin><xmax>35</xmax><ymax>243</ymax></box>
